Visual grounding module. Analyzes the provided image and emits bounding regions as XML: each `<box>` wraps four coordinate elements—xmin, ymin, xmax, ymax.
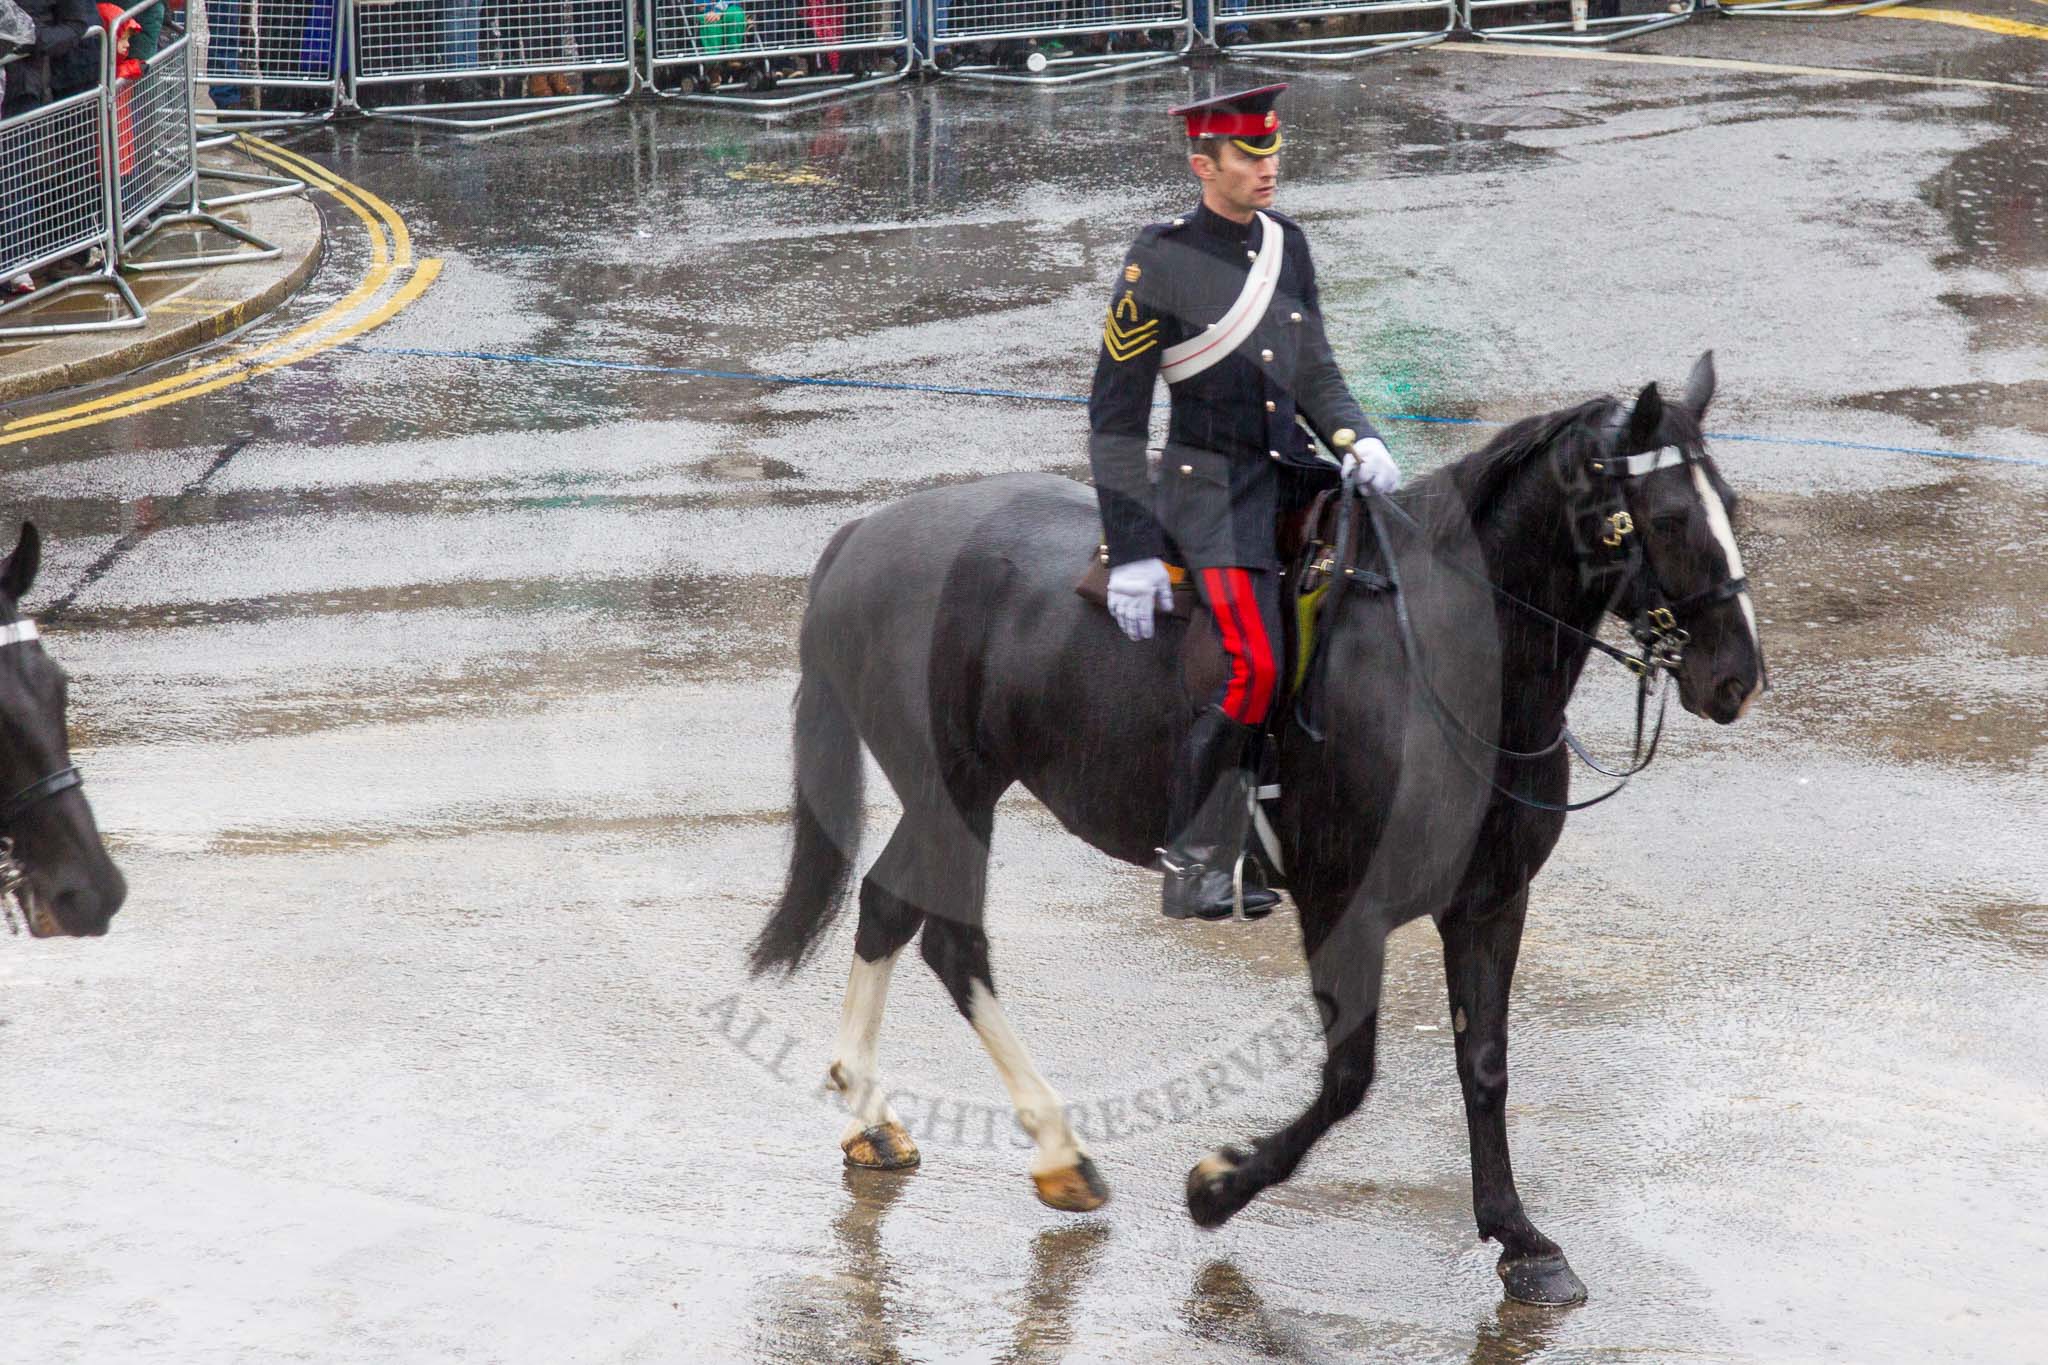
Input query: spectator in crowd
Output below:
<box><xmin>1</xmin><ymin>0</ymin><xmax>26</xmax><ymax>297</ymax></box>
<box><xmin>443</xmin><ymin>0</ymin><xmax>480</xmax><ymax>79</ymax></box>
<box><xmin>126</xmin><ymin>0</ymin><xmax>160</xmax><ymax>60</ymax></box>
<box><xmin>206</xmin><ymin>0</ymin><xmax>249</xmax><ymax>107</ymax></box>
<box><xmin>1</xmin><ymin>0</ymin><xmax>31</xmax><ymax>103</ymax></box>
<box><xmin>97</xmin><ymin>1</ymin><xmax>138</xmax><ymax>174</ymax></box>
<box><xmin>3</xmin><ymin>0</ymin><xmax>100</xmax><ymax>299</ymax></box>
<box><xmin>1</xmin><ymin>0</ymin><xmax>98</xmax><ymax>118</ymax></box>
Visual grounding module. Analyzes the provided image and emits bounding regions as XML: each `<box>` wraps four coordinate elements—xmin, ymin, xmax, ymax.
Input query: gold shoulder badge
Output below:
<box><xmin>1103</xmin><ymin>289</ymin><xmax>1158</xmax><ymax>362</ymax></box>
<box><xmin>1123</xmin><ymin>262</ymin><xmax>1142</xmax><ymax>283</ymax></box>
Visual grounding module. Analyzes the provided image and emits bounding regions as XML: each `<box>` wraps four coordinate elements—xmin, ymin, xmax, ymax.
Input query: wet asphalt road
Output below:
<box><xmin>3</xmin><ymin>15</ymin><xmax>2047</xmax><ymax>1363</ymax></box>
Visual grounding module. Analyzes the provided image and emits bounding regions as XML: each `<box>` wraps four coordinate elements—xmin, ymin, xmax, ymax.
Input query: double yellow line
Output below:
<box><xmin>5</xmin><ymin>138</ymin><xmax>441</xmax><ymax>443</ymax></box>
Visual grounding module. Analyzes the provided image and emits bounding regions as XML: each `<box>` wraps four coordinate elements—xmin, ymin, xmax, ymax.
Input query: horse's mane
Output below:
<box><xmin>1440</xmin><ymin>397</ymin><xmax>1621</xmax><ymax>522</ymax></box>
<box><xmin>1403</xmin><ymin>391</ymin><xmax>1708</xmax><ymax>529</ymax></box>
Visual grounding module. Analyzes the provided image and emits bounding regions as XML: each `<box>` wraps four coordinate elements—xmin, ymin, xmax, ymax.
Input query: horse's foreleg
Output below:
<box><xmin>827</xmin><ymin>878</ymin><xmax>924</xmax><ymax>1170</ymax></box>
<box><xmin>1186</xmin><ymin>905</ymin><xmax>1386</xmax><ymax>1229</ymax></box>
<box><xmin>1441</xmin><ymin>891</ymin><xmax>1586</xmax><ymax>1305</ymax></box>
<box><xmin>920</xmin><ymin>916</ymin><xmax>1107</xmax><ymax>1213</ymax></box>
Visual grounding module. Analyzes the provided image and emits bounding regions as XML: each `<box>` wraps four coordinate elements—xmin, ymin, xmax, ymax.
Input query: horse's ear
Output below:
<box><xmin>1625</xmin><ymin>382</ymin><xmax>1663</xmax><ymax>450</ymax></box>
<box><xmin>1683</xmin><ymin>350</ymin><xmax>1717</xmax><ymax>416</ymax></box>
<box><xmin>1</xmin><ymin>522</ymin><xmax>40</xmax><ymax>602</ymax></box>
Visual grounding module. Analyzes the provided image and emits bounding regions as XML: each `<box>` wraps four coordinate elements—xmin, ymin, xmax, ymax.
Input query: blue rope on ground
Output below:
<box><xmin>344</xmin><ymin>344</ymin><xmax>2048</xmax><ymax>470</ymax></box>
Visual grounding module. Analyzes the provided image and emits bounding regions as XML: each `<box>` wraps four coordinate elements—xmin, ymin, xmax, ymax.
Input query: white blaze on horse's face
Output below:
<box><xmin>1687</xmin><ymin>461</ymin><xmax>1763</xmax><ymax>717</ymax></box>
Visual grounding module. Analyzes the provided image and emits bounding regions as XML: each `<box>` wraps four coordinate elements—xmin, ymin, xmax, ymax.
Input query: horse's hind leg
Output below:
<box><xmin>1441</xmin><ymin>891</ymin><xmax>1586</xmax><ymax>1305</ymax></box>
<box><xmin>826</xmin><ymin>829</ymin><xmax>928</xmax><ymax>1171</ymax></box>
<box><xmin>921</xmin><ymin>914</ymin><xmax>1107</xmax><ymax>1213</ymax></box>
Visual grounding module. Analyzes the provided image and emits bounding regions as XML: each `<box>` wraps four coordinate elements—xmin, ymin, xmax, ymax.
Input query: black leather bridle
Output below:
<box><xmin>1347</xmin><ymin>435</ymin><xmax>1750</xmax><ymax>813</ymax></box>
<box><xmin>0</xmin><ymin>618</ymin><xmax>84</xmax><ymax>929</ymax></box>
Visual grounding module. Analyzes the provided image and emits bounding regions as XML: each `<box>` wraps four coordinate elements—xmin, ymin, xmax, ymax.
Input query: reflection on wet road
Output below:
<box><xmin>2</xmin><ymin>22</ymin><xmax>2045</xmax><ymax>1364</ymax></box>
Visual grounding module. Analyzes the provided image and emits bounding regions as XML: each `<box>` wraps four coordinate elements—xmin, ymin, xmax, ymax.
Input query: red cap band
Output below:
<box><xmin>1183</xmin><ymin>111</ymin><xmax>1280</xmax><ymax>138</ymax></box>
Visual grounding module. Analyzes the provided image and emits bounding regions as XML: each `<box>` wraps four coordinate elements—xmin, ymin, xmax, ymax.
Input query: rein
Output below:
<box><xmin>1299</xmin><ymin>428</ymin><xmax>1743</xmax><ymax>814</ymax></box>
<box><xmin>0</xmin><ymin>617</ymin><xmax>84</xmax><ymax>936</ymax></box>
<box><xmin>1364</xmin><ymin>492</ymin><xmax>1671</xmax><ymax>813</ymax></box>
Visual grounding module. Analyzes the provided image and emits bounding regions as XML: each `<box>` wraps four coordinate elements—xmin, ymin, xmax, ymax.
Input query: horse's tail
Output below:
<box><xmin>749</xmin><ymin>523</ymin><xmax>866</xmax><ymax>977</ymax></box>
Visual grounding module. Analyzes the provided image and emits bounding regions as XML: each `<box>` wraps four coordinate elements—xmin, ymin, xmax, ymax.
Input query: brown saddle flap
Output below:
<box><xmin>1075</xmin><ymin>549</ymin><xmax>1229</xmax><ymax>705</ymax></box>
<box><xmin>1074</xmin><ymin>548</ymin><xmax>1196</xmax><ymax>620</ymax></box>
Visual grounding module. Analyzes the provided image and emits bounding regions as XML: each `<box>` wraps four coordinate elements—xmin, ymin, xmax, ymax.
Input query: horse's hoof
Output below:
<box><xmin>1185</xmin><ymin>1146</ymin><xmax>1254</xmax><ymax>1229</ymax></box>
<box><xmin>1032</xmin><ymin>1156</ymin><xmax>1109</xmax><ymax>1212</ymax></box>
<box><xmin>842</xmin><ymin>1122</ymin><xmax>920</xmax><ymax>1170</ymax></box>
<box><xmin>1497</xmin><ymin>1251</ymin><xmax>1587</xmax><ymax>1305</ymax></box>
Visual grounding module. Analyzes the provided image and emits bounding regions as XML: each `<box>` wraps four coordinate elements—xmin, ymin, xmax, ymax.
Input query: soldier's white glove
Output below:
<box><xmin>1106</xmin><ymin>557</ymin><xmax>1175</xmax><ymax>642</ymax></box>
<box><xmin>1341</xmin><ymin>436</ymin><xmax>1401</xmax><ymax>494</ymax></box>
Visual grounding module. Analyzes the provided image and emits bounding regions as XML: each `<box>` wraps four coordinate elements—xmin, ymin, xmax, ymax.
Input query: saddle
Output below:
<box><xmin>1074</xmin><ymin>489</ymin><xmax>1391</xmax><ymax>723</ymax></box>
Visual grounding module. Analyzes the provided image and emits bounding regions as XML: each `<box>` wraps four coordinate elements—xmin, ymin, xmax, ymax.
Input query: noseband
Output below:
<box><xmin>0</xmin><ymin>618</ymin><xmax>84</xmax><ymax>932</ymax></box>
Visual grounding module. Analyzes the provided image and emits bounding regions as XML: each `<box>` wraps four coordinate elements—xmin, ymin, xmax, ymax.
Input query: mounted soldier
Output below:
<box><xmin>1087</xmin><ymin>83</ymin><xmax>1401</xmax><ymax>923</ymax></box>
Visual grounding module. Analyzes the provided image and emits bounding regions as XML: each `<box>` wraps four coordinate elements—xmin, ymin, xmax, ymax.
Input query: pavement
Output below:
<box><xmin>0</xmin><ymin>148</ymin><xmax>323</xmax><ymax>405</ymax></box>
<box><xmin>1</xmin><ymin>9</ymin><xmax>2045</xmax><ymax>1364</ymax></box>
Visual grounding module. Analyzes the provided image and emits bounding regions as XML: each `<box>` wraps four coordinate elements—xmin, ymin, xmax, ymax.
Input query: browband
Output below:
<box><xmin>1592</xmin><ymin>447</ymin><xmax>1687</xmax><ymax>479</ymax></box>
<box><xmin>0</xmin><ymin>619</ymin><xmax>39</xmax><ymax>648</ymax></box>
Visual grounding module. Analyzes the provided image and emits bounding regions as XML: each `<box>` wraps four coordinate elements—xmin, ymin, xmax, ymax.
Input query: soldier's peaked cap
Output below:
<box><xmin>1169</xmin><ymin>83</ymin><xmax>1287</xmax><ymax>157</ymax></box>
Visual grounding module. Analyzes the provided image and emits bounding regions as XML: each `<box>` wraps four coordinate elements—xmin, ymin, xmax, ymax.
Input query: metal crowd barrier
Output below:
<box><xmin>1</xmin><ymin>4</ymin><xmax>295</xmax><ymax>341</ymax></box>
<box><xmin>0</xmin><ymin>61</ymin><xmax>145</xmax><ymax>340</ymax></box>
<box><xmin>926</xmin><ymin>0</ymin><xmax>1192</xmax><ymax>83</ymax></box>
<box><xmin>643</xmin><ymin>0</ymin><xmax>915</xmax><ymax>108</ymax></box>
<box><xmin>349</xmin><ymin>0</ymin><xmax>636</xmax><ymax>128</ymax></box>
<box><xmin>189</xmin><ymin>0</ymin><xmax>342</xmax><ymax>130</ymax></box>
<box><xmin>1462</xmin><ymin>0</ymin><xmax>1693</xmax><ymax>43</ymax></box>
<box><xmin>1212</xmin><ymin>0</ymin><xmax>1454</xmax><ymax>61</ymax></box>
<box><xmin>111</xmin><ymin>6</ymin><xmax>283</xmax><ymax>270</ymax></box>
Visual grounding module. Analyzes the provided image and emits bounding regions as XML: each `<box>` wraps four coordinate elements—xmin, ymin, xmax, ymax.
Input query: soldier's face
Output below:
<box><xmin>1192</xmin><ymin>143</ymin><xmax>1280</xmax><ymax>217</ymax></box>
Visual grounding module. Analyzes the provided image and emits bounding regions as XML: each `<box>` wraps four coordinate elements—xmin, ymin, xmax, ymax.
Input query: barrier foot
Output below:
<box><xmin>662</xmin><ymin>60</ymin><xmax>915</xmax><ymax>112</ymax></box>
<box><xmin>196</xmin><ymin>105</ymin><xmax>339</xmax><ymax>139</ymax></box>
<box><xmin>1467</xmin><ymin>6</ymin><xmax>1695</xmax><ymax>42</ymax></box>
<box><xmin>946</xmin><ymin>47</ymin><xmax>1187</xmax><ymax>86</ymax></box>
<box><xmin>359</xmin><ymin>91</ymin><xmax>625</xmax><ymax>131</ymax></box>
<box><xmin>121</xmin><ymin>210</ymin><xmax>281</xmax><ymax>274</ymax></box>
<box><xmin>1222</xmin><ymin>27</ymin><xmax>1454</xmax><ymax>62</ymax></box>
<box><xmin>0</xmin><ymin>271</ymin><xmax>147</xmax><ymax>342</ymax></box>
<box><xmin>198</xmin><ymin>164</ymin><xmax>308</xmax><ymax>212</ymax></box>
<box><xmin>1719</xmin><ymin>0</ymin><xmax>1904</xmax><ymax>16</ymax></box>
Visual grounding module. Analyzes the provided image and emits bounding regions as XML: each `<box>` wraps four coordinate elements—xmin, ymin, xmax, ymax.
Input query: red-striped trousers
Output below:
<box><xmin>1196</xmin><ymin>567</ymin><xmax>1283</xmax><ymax>727</ymax></box>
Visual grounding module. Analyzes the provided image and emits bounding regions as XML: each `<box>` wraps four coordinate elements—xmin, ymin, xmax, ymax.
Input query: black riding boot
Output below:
<box><xmin>1159</xmin><ymin>706</ymin><xmax>1281</xmax><ymax>922</ymax></box>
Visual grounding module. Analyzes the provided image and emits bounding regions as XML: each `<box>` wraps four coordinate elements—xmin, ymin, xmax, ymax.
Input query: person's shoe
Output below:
<box><xmin>550</xmin><ymin>71</ymin><xmax>583</xmax><ymax>95</ymax></box>
<box><xmin>1159</xmin><ymin>706</ymin><xmax>1282</xmax><ymax>922</ymax></box>
<box><xmin>1219</xmin><ymin>22</ymin><xmax>1250</xmax><ymax>43</ymax></box>
<box><xmin>525</xmin><ymin>74</ymin><xmax>552</xmax><ymax>98</ymax></box>
<box><xmin>1161</xmin><ymin>844</ymin><xmax>1280</xmax><ymax>921</ymax></box>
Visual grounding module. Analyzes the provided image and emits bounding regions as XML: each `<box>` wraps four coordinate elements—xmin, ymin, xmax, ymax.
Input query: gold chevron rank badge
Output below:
<box><xmin>1103</xmin><ymin>290</ymin><xmax>1159</xmax><ymax>362</ymax></box>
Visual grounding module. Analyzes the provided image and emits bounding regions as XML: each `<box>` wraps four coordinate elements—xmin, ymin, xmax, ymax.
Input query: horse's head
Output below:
<box><xmin>1596</xmin><ymin>353</ymin><xmax>1767</xmax><ymax>725</ymax></box>
<box><xmin>0</xmin><ymin>523</ymin><xmax>126</xmax><ymax>937</ymax></box>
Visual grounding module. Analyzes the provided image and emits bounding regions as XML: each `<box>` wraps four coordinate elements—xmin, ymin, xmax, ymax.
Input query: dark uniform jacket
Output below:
<box><xmin>1088</xmin><ymin>202</ymin><xmax>1378</xmax><ymax>572</ymax></box>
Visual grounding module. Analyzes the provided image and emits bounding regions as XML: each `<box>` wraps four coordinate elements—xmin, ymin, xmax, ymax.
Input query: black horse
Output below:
<box><xmin>751</xmin><ymin>354</ymin><xmax>1763</xmax><ymax>1304</ymax></box>
<box><xmin>0</xmin><ymin>523</ymin><xmax>126</xmax><ymax>938</ymax></box>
